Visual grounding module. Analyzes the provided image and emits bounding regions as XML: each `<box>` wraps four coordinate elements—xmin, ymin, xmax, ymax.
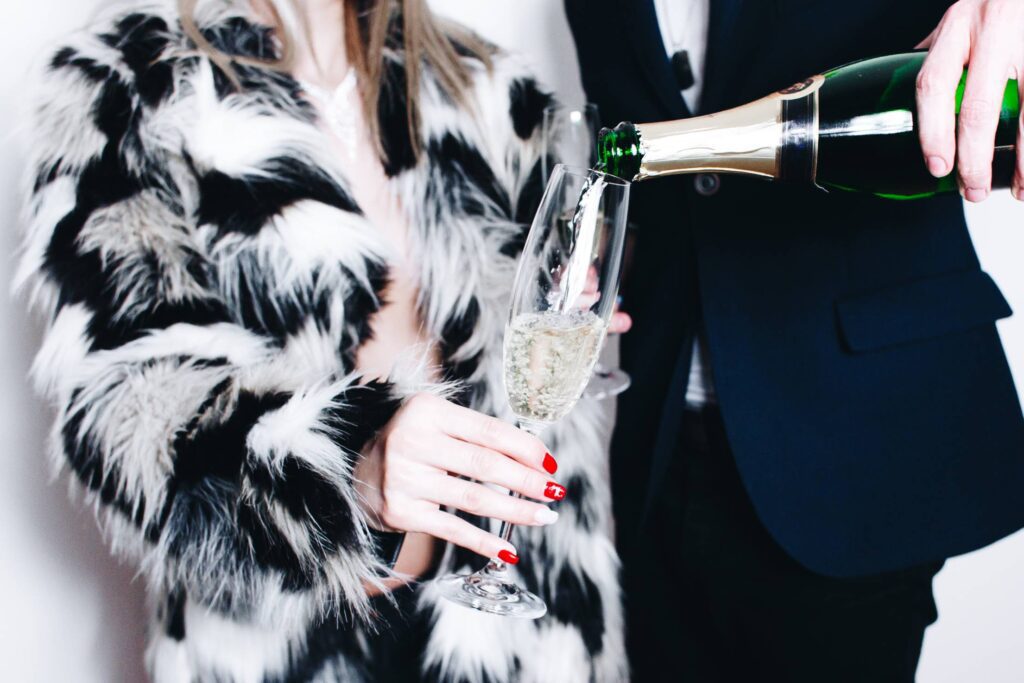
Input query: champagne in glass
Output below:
<box><xmin>435</xmin><ymin>164</ymin><xmax>630</xmax><ymax>618</ymax></box>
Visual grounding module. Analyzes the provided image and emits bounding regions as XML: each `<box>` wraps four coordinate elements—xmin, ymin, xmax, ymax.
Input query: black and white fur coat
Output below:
<box><xmin>17</xmin><ymin>1</ymin><xmax>624</xmax><ymax>681</ymax></box>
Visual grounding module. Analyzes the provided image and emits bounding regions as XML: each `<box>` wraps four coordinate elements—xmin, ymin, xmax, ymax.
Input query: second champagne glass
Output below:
<box><xmin>435</xmin><ymin>164</ymin><xmax>630</xmax><ymax>618</ymax></box>
<box><xmin>541</xmin><ymin>103</ymin><xmax>632</xmax><ymax>399</ymax></box>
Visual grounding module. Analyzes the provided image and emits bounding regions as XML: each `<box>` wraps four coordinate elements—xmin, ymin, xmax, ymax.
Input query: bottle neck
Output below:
<box><xmin>630</xmin><ymin>76</ymin><xmax>823</xmax><ymax>183</ymax></box>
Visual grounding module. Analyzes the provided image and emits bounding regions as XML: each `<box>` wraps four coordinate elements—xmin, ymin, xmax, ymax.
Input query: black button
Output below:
<box><xmin>694</xmin><ymin>173</ymin><xmax>720</xmax><ymax>196</ymax></box>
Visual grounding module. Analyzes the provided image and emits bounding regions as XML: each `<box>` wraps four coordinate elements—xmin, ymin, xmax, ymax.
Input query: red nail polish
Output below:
<box><xmin>543</xmin><ymin>452</ymin><xmax>558</xmax><ymax>474</ymax></box>
<box><xmin>498</xmin><ymin>549</ymin><xmax>519</xmax><ymax>565</ymax></box>
<box><xmin>544</xmin><ymin>482</ymin><xmax>566</xmax><ymax>501</ymax></box>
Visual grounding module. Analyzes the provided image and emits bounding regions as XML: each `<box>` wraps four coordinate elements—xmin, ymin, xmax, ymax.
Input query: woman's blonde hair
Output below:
<box><xmin>178</xmin><ymin>0</ymin><xmax>493</xmax><ymax>159</ymax></box>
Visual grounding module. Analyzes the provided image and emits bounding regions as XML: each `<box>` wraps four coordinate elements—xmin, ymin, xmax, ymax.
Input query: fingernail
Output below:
<box><xmin>544</xmin><ymin>482</ymin><xmax>566</xmax><ymax>501</ymax></box>
<box><xmin>927</xmin><ymin>156</ymin><xmax>947</xmax><ymax>177</ymax></box>
<box><xmin>543</xmin><ymin>452</ymin><xmax>558</xmax><ymax>474</ymax></box>
<box><xmin>497</xmin><ymin>549</ymin><xmax>519</xmax><ymax>565</ymax></box>
<box><xmin>964</xmin><ymin>188</ymin><xmax>988</xmax><ymax>202</ymax></box>
<box><xmin>534</xmin><ymin>507</ymin><xmax>559</xmax><ymax>525</ymax></box>
<box><xmin>1014</xmin><ymin>184</ymin><xmax>1023</xmax><ymax>201</ymax></box>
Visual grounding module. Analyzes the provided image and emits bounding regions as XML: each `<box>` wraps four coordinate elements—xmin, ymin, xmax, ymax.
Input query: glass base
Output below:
<box><xmin>584</xmin><ymin>365</ymin><xmax>632</xmax><ymax>400</ymax></box>
<box><xmin>436</xmin><ymin>564</ymin><xmax>547</xmax><ymax>619</ymax></box>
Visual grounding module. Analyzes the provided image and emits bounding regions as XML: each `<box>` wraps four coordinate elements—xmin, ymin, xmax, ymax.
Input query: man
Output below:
<box><xmin>565</xmin><ymin>0</ymin><xmax>1024</xmax><ymax>679</ymax></box>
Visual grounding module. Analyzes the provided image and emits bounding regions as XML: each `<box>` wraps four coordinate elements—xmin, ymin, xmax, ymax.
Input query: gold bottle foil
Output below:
<box><xmin>634</xmin><ymin>76</ymin><xmax>824</xmax><ymax>182</ymax></box>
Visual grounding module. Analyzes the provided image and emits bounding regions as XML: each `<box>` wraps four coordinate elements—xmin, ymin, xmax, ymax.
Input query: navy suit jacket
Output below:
<box><xmin>565</xmin><ymin>0</ymin><xmax>1024</xmax><ymax>577</ymax></box>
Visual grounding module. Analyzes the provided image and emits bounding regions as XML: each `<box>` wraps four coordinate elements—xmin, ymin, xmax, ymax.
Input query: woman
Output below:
<box><xmin>19</xmin><ymin>0</ymin><xmax>626</xmax><ymax>680</ymax></box>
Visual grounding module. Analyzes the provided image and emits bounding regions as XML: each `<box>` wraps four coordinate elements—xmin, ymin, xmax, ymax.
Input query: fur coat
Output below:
<box><xmin>17</xmin><ymin>1</ymin><xmax>625</xmax><ymax>681</ymax></box>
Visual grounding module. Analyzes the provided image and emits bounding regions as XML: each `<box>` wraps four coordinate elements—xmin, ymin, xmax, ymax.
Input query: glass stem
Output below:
<box><xmin>485</xmin><ymin>420</ymin><xmax>546</xmax><ymax>574</ymax></box>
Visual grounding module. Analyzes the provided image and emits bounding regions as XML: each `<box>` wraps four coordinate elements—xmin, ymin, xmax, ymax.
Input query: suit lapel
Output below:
<box><xmin>624</xmin><ymin>0</ymin><xmax>689</xmax><ymax>119</ymax></box>
<box><xmin>699</xmin><ymin>0</ymin><xmax>748</xmax><ymax>113</ymax></box>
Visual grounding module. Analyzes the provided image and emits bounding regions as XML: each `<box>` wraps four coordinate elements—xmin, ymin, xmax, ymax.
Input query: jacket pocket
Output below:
<box><xmin>836</xmin><ymin>269</ymin><xmax>1012</xmax><ymax>353</ymax></box>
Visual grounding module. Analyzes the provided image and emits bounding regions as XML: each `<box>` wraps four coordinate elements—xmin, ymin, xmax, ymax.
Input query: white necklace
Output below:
<box><xmin>301</xmin><ymin>68</ymin><xmax>359</xmax><ymax>161</ymax></box>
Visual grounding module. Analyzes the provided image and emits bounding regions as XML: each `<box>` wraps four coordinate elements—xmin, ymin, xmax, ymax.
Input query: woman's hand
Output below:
<box><xmin>916</xmin><ymin>0</ymin><xmax>1024</xmax><ymax>201</ymax></box>
<box><xmin>354</xmin><ymin>393</ymin><xmax>565</xmax><ymax>563</ymax></box>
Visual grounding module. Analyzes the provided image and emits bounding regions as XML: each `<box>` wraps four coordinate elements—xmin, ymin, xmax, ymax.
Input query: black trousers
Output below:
<box><xmin>624</xmin><ymin>407</ymin><xmax>944</xmax><ymax>683</ymax></box>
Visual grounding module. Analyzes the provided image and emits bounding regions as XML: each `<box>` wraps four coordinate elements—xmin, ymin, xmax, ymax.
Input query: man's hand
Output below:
<box><xmin>916</xmin><ymin>0</ymin><xmax>1024</xmax><ymax>202</ymax></box>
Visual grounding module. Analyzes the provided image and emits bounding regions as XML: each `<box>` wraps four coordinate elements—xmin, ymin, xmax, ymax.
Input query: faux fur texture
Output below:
<box><xmin>18</xmin><ymin>2</ymin><xmax>625</xmax><ymax>681</ymax></box>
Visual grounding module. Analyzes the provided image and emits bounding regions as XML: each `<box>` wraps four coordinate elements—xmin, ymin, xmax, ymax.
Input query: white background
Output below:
<box><xmin>0</xmin><ymin>1</ymin><xmax>1021</xmax><ymax>681</ymax></box>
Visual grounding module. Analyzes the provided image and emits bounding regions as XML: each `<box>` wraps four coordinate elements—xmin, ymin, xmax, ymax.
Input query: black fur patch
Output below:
<box><xmin>197</xmin><ymin>157</ymin><xmax>360</xmax><ymax>237</ymax></box>
<box><xmin>439</xmin><ymin>298</ymin><xmax>481</xmax><ymax>405</ymax></box>
<box><xmin>426</xmin><ymin>133</ymin><xmax>511</xmax><ymax>218</ymax></box>
<box><xmin>165</xmin><ymin>587</ymin><xmax>186</xmax><ymax>641</ymax></box>
<box><xmin>201</xmin><ymin>17</ymin><xmax>279</xmax><ymax>61</ymax></box>
<box><xmin>247</xmin><ymin>453</ymin><xmax>358</xmax><ymax>565</ymax></box>
<box><xmin>162</xmin><ymin>386</ymin><xmax>337</xmax><ymax>590</ymax></box>
<box><xmin>339</xmin><ymin>260</ymin><xmax>390</xmax><ymax>371</ymax></box>
<box><xmin>237</xmin><ymin>496</ymin><xmax>316</xmax><ymax>592</ymax></box>
<box><xmin>548</xmin><ymin>567</ymin><xmax>605</xmax><ymax>657</ymax></box>
<box><xmin>503</xmin><ymin>153</ymin><xmax>551</xmax><ymax>257</ymax></box>
<box><xmin>62</xmin><ymin>389</ymin><xmax>148</xmax><ymax>527</ymax></box>
<box><xmin>317</xmin><ymin>379</ymin><xmax>403</xmax><ymax>456</ymax></box>
<box><xmin>378</xmin><ymin>57</ymin><xmax>418</xmax><ymax>177</ymax></box>
<box><xmin>50</xmin><ymin>46</ymin><xmax>113</xmax><ymax>83</ymax></box>
<box><xmin>45</xmin><ymin>153</ymin><xmax>230</xmax><ymax>351</ymax></box>
<box><xmin>173</xmin><ymin>387</ymin><xmax>289</xmax><ymax>488</ymax></box>
<box><xmin>100</xmin><ymin>13</ymin><xmax>174</xmax><ymax>106</ymax></box>
<box><xmin>43</xmin><ymin>70</ymin><xmax>142</xmax><ymax>318</ymax></box>
<box><xmin>90</xmin><ymin>293</ymin><xmax>232</xmax><ymax>353</ymax></box>
<box><xmin>508</xmin><ymin>78</ymin><xmax>553</xmax><ymax>141</ymax></box>
<box><xmin>561</xmin><ymin>474</ymin><xmax>595</xmax><ymax>532</ymax></box>
<box><xmin>226</xmin><ymin>259</ymin><xmax>336</xmax><ymax>346</ymax></box>
<box><xmin>267</xmin><ymin>615</ymin><xmax>369</xmax><ymax>683</ymax></box>
<box><xmin>92</xmin><ymin>75</ymin><xmax>136</xmax><ymax>142</ymax></box>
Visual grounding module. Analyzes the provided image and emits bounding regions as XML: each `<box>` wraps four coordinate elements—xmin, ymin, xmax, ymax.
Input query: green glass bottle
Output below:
<box><xmin>598</xmin><ymin>52</ymin><xmax>1019</xmax><ymax>199</ymax></box>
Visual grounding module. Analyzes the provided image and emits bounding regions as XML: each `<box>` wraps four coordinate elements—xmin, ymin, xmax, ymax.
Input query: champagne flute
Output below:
<box><xmin>541</xmin><ymin>103</ymin><xmax>632</xmax><ymax>400</ymax></box>
<box><xmin>436</xmin><ymin>164</ymin><xmax>630</xmax><ymax>618</ymax></box>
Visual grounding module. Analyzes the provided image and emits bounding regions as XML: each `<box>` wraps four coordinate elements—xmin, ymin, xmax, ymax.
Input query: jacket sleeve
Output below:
<box><xmin>18</xmin><ymin>43</ymin><xmax>405</xmax><ymax>621</ymax></box>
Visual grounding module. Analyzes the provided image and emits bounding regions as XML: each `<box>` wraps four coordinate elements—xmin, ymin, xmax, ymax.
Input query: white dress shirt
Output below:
<box><xmin>653</xmin><ymin>0</ymin><xmax>716</xmax><ymax>407</ymax></box>
<box><xmin>654</xmin><ymin>0</ymin><xmax>709</xmax><ymax>112</ymax></box>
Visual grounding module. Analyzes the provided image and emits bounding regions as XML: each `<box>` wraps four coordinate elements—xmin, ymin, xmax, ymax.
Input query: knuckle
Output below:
<box><xmin>984</xmin><ymin>0</ymin><xmax>1015</xmax><ymax>20</ymax></box>
<box><xmin>916</xmin><ymin>69</ymin><xmax>941</xmax><ymax>97</ymax></box>
<box><xmin>521</xmin><ymin>471</ymin><xmax>540</xmax><ymax>496</ymax></box>
<box><xmin>469</xmin><ymin>449</ymin><xmax>494</xmax><ymax>481</ymax></box>
<box><xmin>379</xmin><ymin>500</ymin><xmax>404</xmax><ymax>529</ymax></box>
<box><xmin>404</xmin><ymin>393</ymin><xmax>427</xmax><ymax>413</ymax></box>
<box><xmin>432</xmin><ymin>513</ymin><xmax>456</xmax><ymax>537</ymax></box>
<box><xmin>959</xmin><ymin>166</ymin><xmax>990</xmax><ymax>183</ymax></box>
<box><xmin>959</xmin><ymin>98</ymin><xmax>994</xmax><ymax>125</ymax></box>
<box><xmin>480</xmin><ymin>416</ymin><xmax>502</xmax><ymax>441</ymax></box>
<box><xmin>458</xmin><ymin>485</ymin><xmax>484</xmax><ymax>513</ymax></box>
<box><xmin>383</xmin><ymin>428</ymin><xmax>411</xmax><ymax>456</ymax></box>
<box><xmin>958</xmin><ymin>160</ymin><xmax>989</xmax><ymax>177</ymax></box>
<box><xmin>473</xmin><ymin>534</ymin><xmax>492</xmax><ymax>558</ymax></box>
<box><xmin>525</xmin><ymin>434</ymin><xmax>546</xmax><ymax>458</ymax></box>
<box><xmin>518</xmin><ymin>501</ymin><xmax>540</xmax><ymax>523</ymax></box>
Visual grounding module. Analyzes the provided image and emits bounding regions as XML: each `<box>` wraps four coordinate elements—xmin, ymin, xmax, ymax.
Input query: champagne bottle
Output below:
<box><xmin>598</xmin><ymin>52</ymin><xmax>1019</xmax><ymax>199</ymax></box>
